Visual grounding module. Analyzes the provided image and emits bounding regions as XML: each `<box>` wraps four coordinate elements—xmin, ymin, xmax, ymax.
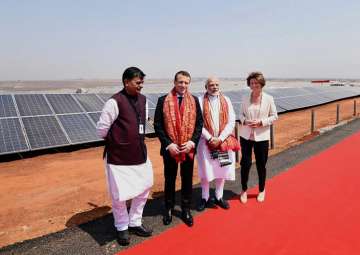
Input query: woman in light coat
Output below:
<box><xmin>239</xmin><ymin>72</ymin><xmax>278</xmax><ymax>203</ymax></box>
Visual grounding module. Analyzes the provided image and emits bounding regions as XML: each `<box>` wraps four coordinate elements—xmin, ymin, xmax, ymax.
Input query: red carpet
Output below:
<box><xmin>121</xmin><ymin>132</ymin><xmax>360</xmax><ymax>255</ymax></box>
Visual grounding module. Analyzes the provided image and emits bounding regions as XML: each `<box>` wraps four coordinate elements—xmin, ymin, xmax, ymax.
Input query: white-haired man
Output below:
<box><xmin>196</xmin><ymin>77</ymin><xmax>240</xmax><ymax>211</ymax></box>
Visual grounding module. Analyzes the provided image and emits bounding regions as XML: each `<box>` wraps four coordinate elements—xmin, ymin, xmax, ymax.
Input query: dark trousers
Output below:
<box><xmin>240</xmin><ymin>137</ymin><xmax>269</xmax><ymax>192</ymax></box>
<box><xmin>163</xmin><ymin>152</ymin><xmax>194</xmax><ymax>211</ymax></box>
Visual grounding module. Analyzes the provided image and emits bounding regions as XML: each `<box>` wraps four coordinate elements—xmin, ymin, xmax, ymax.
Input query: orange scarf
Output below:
<box><xmin>203</xmin><ymin>93</ymin><xmax>240</xmax><ymax>152</ymax></box>
<box><xmin>163</xmin><ymin>88</ymin><xmax>197</xmax><ymax>162</ymax></box>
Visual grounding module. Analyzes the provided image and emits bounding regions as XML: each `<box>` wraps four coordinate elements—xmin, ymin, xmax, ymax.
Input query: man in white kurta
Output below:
<box><xmin>96</xmin><ymin>67</ymin><xmax>153</xmax><ymax>246</ymax></box>
<box><xmin>197</xmin><ymin>77</ymin><xmax>237</xmax><ymax>211</ymax></box>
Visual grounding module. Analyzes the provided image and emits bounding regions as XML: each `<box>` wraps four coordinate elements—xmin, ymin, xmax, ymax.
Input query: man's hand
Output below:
<box><xmin>179</xmin><ymin>141</ymin><xmax>195</xmax><ymax>154</ymax></box>
<box><xmin>167</xmin><ymin>143</ymin><xmax>180</xmax><ymax>157</ymax></box>
<box><xmin>208</xmin><ymin>137</ymin><xmax>221</xmax><ymax>150</ymax></box>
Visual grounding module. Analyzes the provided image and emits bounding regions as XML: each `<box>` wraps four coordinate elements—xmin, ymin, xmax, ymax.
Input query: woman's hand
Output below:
<box><xmin>246</xmin><ymin>120</ymin><xmax>262</xmax><ymax>128</ymax></box>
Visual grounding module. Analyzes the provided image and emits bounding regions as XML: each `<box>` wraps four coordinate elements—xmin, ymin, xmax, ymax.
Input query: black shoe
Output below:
<box><xmin>197</xmin><ymin>197</ymin><xmax>217</xmax><ymax>211</ymax></box>
<box><xmin>206</xmin><ymin>197</ymin><xmax>217</xmax><ymax>208</ymax></box>
<box><xmin>116</xmin><ymin>230</ymin><xmax>130</xmax><ymax>246</ymax></box>
<box><xmin>197</xmin><ymin>198</ymin><xmax>207</xmax><ymax>211</ymax></box>
<box><xmin>162</xmin><ymin>209</ymin><xmax>173</xmax><ymax>225</ymax></box>
<box><xmin>215</xmin><ymin>197</ymin><xmax>230</xmax><ymax>209</ymax></box>
<box><xmin>181</xmin><ymin>210</ymin><xmax>194</xmax><ymax>227</ymax></box>
<box><xmin>128</xmin><ymin>224</ymin><xmax>153</xmax><ymax>237</ymax></box>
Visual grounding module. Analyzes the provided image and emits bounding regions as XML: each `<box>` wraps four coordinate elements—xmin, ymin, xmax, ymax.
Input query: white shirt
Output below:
<box><xmin>196</xmin><ymin>94</ymin><xmax>236</xmax><ymax>181</ymax></box>
<box><xmin>96</xmin><ymin>97</ymin><xmax>153</xmax><ymax>201</ymax></box>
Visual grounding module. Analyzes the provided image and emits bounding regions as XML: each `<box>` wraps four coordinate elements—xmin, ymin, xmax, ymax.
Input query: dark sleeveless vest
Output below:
<box><xmin>104</xmin><ymin>89</ymin><xmax>147</xmax><ymax>165</ymax></box>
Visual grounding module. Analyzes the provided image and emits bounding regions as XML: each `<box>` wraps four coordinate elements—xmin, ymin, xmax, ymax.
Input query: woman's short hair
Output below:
<box><xmin>122</xmin><ymin>67</ymin><xmax>146</xmax><ymax>85</ymax></box>
<box><xmin>246</xmin><ymin>72</ymin><xmax>266</xmax><ymax>87</ymax></box>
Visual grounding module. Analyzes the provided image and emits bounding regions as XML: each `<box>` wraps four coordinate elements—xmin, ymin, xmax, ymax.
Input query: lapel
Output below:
<box><xmin>259</xmin><ymin>92</ymin><xmax>265</xmax><ymax>117</ymax></box>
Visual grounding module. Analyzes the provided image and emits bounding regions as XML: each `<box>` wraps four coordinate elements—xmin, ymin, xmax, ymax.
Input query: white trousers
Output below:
<box><xmin>111</xmin><ymin>188</ymin><xmax>150</xmax><ymax>231</ymax></box>
<box><xmin>201</xmin><ymin>178</ymin><xmax>225</xmax><ymax>200</ymax></box>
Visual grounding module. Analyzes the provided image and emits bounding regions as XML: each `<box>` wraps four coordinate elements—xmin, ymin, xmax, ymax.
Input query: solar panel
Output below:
<box><xmin>73</xmin><ymin>94</ymin><xmax>104</xmax><ymax>112</ymax></box>
<box><xmin>58</xmin><ymin>114</ymin><xmax>100</xmax><ymax>144</ymax></box>
<box><xmin>46</xmin><ymin>94</ymin><xmax>83</xmax><ymax>114</ymax></box>
<box><xmin>311</xmin><ymin>94</ymin><xmax>331</xmax><ymax>104</ymax></box>
<box><xmin>294</xmin><ymin>95</ymin><xmax>323</xmax><ymax>107</ymax></box>
<box><xmin>192</xmin><ymin>92</ymin><xmax>203</xmax><ymax>97</ymax></box>
<box><xmin>274</xmin><ymin>98</ymin><xmax>299</xmax><ymax>110</ymax></box>
<box><xmin>15</xmin><ymin>94</ymin><xmax>53</xmax><ymax>116</ymax></box>
<box><xmin>321</xmin><ymin>92</ymin><xmax>340</xmax><ymax>100</ymax></box>
<box><xmin>97</xmin><ymin>93</ymin><xmax>113</xmax><ymax>103</ymax></box>
<box><xmin>279</xmin><ymin>88</ymin><xmax>308</xmax><ymax>97</ymax></box>
<box><xmin>0</xmin><ymin>95</ymin><xmax>17</xmax><ymax>118</ymax></box>
<box><xmin>268</xmin><ymin>88</ymin><xmax>310</xmax><ymax>98</ymax></box>
<box><xmin>0</xmin><ymin>118</ymin><xmax>29</xmax><ymax>155</ymax></box>
<box><xmin>283</xmin><ymin>96</ymin><xmax>310</xmax><ymax>109</ymax></box>
<box><xmin>145</xmin><ymin>93</ymin><xmax>165</xmax><ymax>107</ymax></box>
<box><xmin>223</xmin><ymin>91</ymin><xmax>244</xmax><ymax>102</ymax></box>
<box><xmin>145</xmin><ymin>98</ymin><xmax>157</xmax><ymax>108</ymax></box>
<box><xmin>148</xmin><ymin>108</ymin><xmax>156</xmax><ymax>120</ymax></box>
<box><xmin>266</xmin><ymin>88</ymin><xmax>286</xmax><ymax>98</ymax></box>
<box><xmin>334</xmin><ymin>89</ymin><xmax>356</xmax><ymax>98</ymax></box>
<box><xmin>346</xmin><ymin>86</ymin><xmax>360</xmax><ymax>95</ymax></box>
<box><xmin>301</xmin><ymin>87</ymin><xmax>318</xmax><ymax>93</ymax></box>
<box><xmin>275</xmin><ymin>105</ymin><xmax>286</xmax><ymax>113</ymax></box>
<box><xmin>145</xmin><ymin>120</ymin><xmax>155</xmax><ymax>134</ymax></box>
<box><xmin>232</xmin><ymin>102</ymin><xmax>242</xmax><ymax>119</ymax></box>
<box><xmin>88</xmin><ymin>112</ymin><xmax>102</xmax><ymax>124</ymax></box>
<box><xmin>22</xmin><ymin>116</ymin><xmax>69</xmax><ymax>150</ymax></box>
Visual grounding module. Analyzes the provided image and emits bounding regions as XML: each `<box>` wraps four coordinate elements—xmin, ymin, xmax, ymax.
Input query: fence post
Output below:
<box><xmin>354</xmin><ymin>100</ymin><xmax>357</xmax><ymax>116</ymax></box>
<box><xmin>270</xmin><ymin>124</ymin><xmax>274</xmax><ymax>149</ymax></box>
<box><xmin>336</xmin><ymin>104</ymin><xmax>340</xmax><ymax>124</ymax></box>
<box><xmin>235</xmin><ymin>121</ymin><xmax>240</xmax><ymax>163</ymax></box>
<box><xmin>311</xmin><ymin>109</ymin><xmax>316</xmax><ymax>133</ymax></box>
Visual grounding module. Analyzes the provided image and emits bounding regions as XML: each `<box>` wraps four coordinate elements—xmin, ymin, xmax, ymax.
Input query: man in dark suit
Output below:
<box><xmin>154</xmin><ymin>70</ymin><xmax>203</xmax><ymax>227</ymax></box>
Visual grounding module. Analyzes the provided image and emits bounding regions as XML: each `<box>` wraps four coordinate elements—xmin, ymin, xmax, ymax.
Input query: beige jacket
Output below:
<box><xmin>239</xmin><ymin>92</ymin><xmax>278</xmax><ymax>141</ymax></box>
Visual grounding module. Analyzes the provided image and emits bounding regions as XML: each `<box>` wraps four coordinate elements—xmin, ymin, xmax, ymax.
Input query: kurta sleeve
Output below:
<box><xmin>218</xmin><ymin>97</ymin><xmax>236</xmax><ymax>142</ymax></box>
<box><xmin>96</xmin><ymin>99</ymin><xmax>119</xmax><ymax>139</ymax></box>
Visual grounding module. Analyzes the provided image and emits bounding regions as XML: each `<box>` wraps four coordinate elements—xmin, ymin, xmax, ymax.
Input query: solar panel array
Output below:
<box><xmin>0</xmin><ymin>85</ymin><xmax>359</xmax><ymax>155</ymax></box>
<box><xmin>145</xmin><ymin>86</ymin><xmax>360</xmax><ymax>120</ymax></box>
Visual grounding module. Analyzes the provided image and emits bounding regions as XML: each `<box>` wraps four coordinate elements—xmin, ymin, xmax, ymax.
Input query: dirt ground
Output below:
<box><xmin>0</xmin><ymin>97</ymin><xmax>359</xmax><ymax>247</ymax></box>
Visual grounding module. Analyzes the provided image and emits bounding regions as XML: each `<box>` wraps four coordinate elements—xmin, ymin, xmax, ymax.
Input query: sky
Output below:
<box><xmin>0</xmin><ymin>0</ymin><xmax>359</xmax><ymax>80</ymax></box>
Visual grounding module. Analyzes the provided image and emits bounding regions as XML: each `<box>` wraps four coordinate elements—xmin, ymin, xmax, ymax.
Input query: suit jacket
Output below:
<box><xmin>239</xmin><ymin>92</ymin><xmax>278</xmax><ymax>141</ymax></box>
<box><xmin>154</xmin><ymin>94</ymin><xmax>203</xmax><ymax>156</ymax></box>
